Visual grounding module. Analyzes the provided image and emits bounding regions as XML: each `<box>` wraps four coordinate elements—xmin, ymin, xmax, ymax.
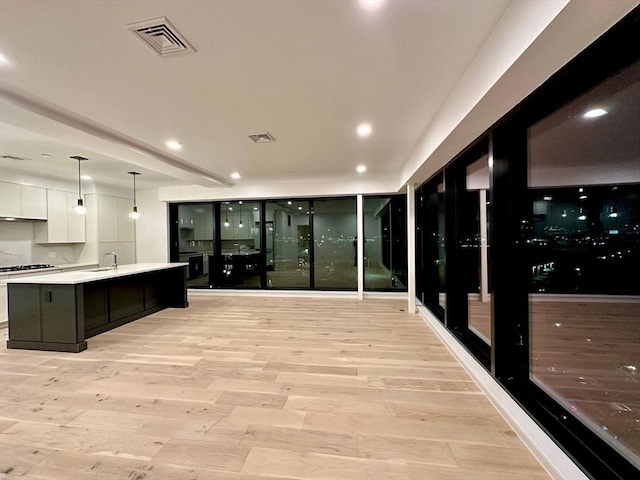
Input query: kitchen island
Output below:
<box><xmin>6</xmin><ymin>263</ymin><xmax>188</xmax><ymax>353</ymax></box>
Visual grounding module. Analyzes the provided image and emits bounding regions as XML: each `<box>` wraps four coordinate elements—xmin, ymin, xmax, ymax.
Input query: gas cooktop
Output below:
<box><xmin>0</xmin><ymin>264</ymin><xmax>54</xmax><ymax>273</ymax></box>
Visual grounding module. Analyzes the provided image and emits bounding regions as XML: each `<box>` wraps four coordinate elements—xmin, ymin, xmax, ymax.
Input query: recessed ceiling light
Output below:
<box><xmin>231</xmin><ymin>172</ymin><xmax>241</xmax><ymax>180</ymax></box>
<box><xmin>359</xmin><ymin>0</ymin><xmax>385</xmax><ymax>10</ymax></box>
<box><xmin>0</xmin><ymin>53</ymin><xmax>10</xmax><ymax>66</ymax></box>
<box><xmin>40</xmin><ymin>153</ymin><xmax>51</xmax><ymax>158</ymax></box>
<box><xmin>81</xmin><ymin>175</ymin><xmax>92</xmax><ymax>180</ymax></box>
<box><xmin>583</xmin><ymin>108</ymin><xmax>607</xmax><ymax>119</ymax></box>
<box><xmin>357</xmin><ymin>123</ymin><xmax>372</xmax><ymax>137</ymax></box>
<box><xmin>356</xmin><ymin>165</ymin><xmax>367</xmax><ymax>173</ymax></box>
<box><xmin>287</xmin><ymin>201</ymin><xmax>292</xmax><ymax>205</ymax></box>
<box><xmin>166</xmin><ymin>140</ymin><xmax>182</xmax><ymax>150</ymax></box>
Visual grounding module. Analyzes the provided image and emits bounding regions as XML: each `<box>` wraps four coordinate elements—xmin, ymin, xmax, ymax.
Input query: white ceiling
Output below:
<box><xmin>0</xmin><ymin>0</ymin><xmax>513</xmax><ymax>192</ymax></box>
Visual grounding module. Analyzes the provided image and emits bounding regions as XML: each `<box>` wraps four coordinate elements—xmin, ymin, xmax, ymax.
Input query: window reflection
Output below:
<box><xmin>528</xmin><ymin>60</ymin><xmax>640</xmax><ymax>464</ymax></box>
<box><xmin>218</xmin><ymin>201</ymin><xmax>262</xmax><ymax>288</ymax></box>
<box><xmin>465</xmin><ymin>156</ymin><xmax>491</xmax><ymax>345</ymax></box>
<box><xmin>177</xmin><ymin>203</ymin><xmax>213</xmax><ymax>288</ymax></box>
<box><xmin>313</xmin><ymin>198</ymin><xmax>357</xmax><ymax>290</ymax></box>
<box><xmin>265</xmin><ymin>200</ymin><xmax>310</xmax><ymax>288</ymax></box>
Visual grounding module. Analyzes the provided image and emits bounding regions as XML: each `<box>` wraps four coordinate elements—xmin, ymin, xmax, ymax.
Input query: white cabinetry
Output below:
<box><xmin>95</xmin><ymin>195</ymin><xmax>136</xmax><ymax>267</ymax></box>
<box><xmin>34</xmin><ymin>190</ymin><xmax>86</xmax><ymax>243</ymax></box>
<box><xmin>0</xmin><ymin>181</ymin><xmax>47</xmax><ymax>220</ymax></box>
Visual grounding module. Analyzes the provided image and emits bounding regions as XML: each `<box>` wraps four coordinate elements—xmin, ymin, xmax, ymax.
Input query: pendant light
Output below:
<box><xmin>578</xmin><ymin>208</ymin><xmax>586</xmax><ymax>221</ymax></box>
<box><xmin>238</xmin><ymin>201</ymin><xmax>243</xmax><ymax>228</ymax></box>
<box><xmin>224</xmin><ymin>202</ymin><xmax>230</xmax><ymax>227</ymax></box>
<box><xmin>70</xmin><ymin>156</ymin><xmax>88</xmax><ymax>214</ymax></box>
<box><xmin>127</xmin><ymin>171</ymin><xmax>141</xmax><ymax>219</ymax></box>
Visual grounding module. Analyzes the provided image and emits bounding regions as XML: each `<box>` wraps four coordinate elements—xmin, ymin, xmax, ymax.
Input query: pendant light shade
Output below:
<box><xmin>128</xmin><ymin>171</ymin><xmax>141</xmax><ymax>219</ymax></box>
<box><xmin>70</xmin><ymin>156</ymin><xmax>88</xmax><ymax>214</ymax></box>
<box><xmin>238</xmin><ymin>201</ymin><xmax>243</xmax><ymax>228</ymax></box>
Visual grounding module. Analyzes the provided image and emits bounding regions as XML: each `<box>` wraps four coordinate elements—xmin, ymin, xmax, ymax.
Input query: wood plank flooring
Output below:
<box><xmin>0</xmin><ymin>296</ymin><xmax>550</xmax><ymax>479</ymax></box>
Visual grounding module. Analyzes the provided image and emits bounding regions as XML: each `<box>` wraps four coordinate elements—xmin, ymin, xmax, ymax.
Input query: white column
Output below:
<box><xmin>357</xmin><ymin>194</ymin><xmax>364</xmax><ymax>300</ymax></box>
<box><xmin>407</xmin><ymin>183</ymin><xmax>416</xmax><ymax>312</ymax></box>
<box><xmin>479</xmin><ymin>189</ymin><xmax>489</xmax><ymax>303</ymax></box>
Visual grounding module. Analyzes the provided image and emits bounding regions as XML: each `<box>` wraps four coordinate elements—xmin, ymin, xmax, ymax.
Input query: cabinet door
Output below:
<box><xmin>97</xmin><ymin>195</ymin><xmax>117</xmax><ymax>242</ymax></box>
<box><xmin>116</xmin><ymin>197</ymin><xmax>135</xmax><ymax>241</ymax></box>
<box><xmin>109</xmin><ymin>279</ymin><xmax>144</xmax><ymax>322</ymax></box>
<box><xmin>47</xmin><ymin>190</ymin><xmax>69</xmax><ymax>242</ymax></box>
<box><xmin>0</xmin><ymin>182</ymin><xmax>20</xmax><ymax>217</ymax></box>
<box><xmin>83</xmin><ymin>284</ymin><xmax>108</xmax><ymax>332</ymax></box>
<box><xmin>66</xmin><ymin>192</ymin><xmax>86</xmax><ymax>242</ymax></box>
<box><xmin>7</xmin><ymin>285</ymin><xmax>41</xmax><ymax>341</ymax></box>
<box><xmin>41</xmin><ymin>285</ymin><xmax>78</xmax><ymax>343</ymax></box>
<box><xmin>20</xmin><ymin>185</ymin><xmax>47</xmax><ymax>219</ymax></box>
<box><xmin>117</xmin><ymin>241</ymin><xmax>136</xmax><ymax>265</ymax></box>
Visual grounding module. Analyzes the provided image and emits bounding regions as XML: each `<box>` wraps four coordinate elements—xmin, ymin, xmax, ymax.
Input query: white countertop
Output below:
<box><xmin>1</xmin><ymin>263</ymin><xmax>97</xmax><ymax>277</ymax></box>
<box><xmin>7</xmin><ymin>263</ymin><xmax>187</xmax><ymax>285</ymax></box>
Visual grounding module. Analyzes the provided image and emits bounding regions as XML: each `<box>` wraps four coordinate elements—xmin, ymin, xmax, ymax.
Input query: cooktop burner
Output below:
<box><xmin>0</xmin><ymin>264</ymin><xmax>54</xmax><ymax>273</ymax></box>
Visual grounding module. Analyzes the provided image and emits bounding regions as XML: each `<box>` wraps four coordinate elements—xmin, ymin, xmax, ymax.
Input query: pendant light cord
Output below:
<box><xmin>77</xmin><ymin>159</ymin><xmax>82</xmax><ymax>199</ymax></box>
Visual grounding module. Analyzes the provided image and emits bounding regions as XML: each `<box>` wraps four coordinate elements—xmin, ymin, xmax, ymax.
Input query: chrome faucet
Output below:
<box><xmin>102</xmin><ymin>252</ymin><xmax>117</xmax><ymax>269</ymax></box>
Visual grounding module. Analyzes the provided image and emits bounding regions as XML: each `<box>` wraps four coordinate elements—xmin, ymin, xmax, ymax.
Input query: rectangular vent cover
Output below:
<box><xmin>126</xmin><ymin>17</ymin><xmax>196</xmax><ymax>57</ymax></box>
<box><xmin>247</xmin><ymin>132</ymin><xmax>275</xmax><ymax>143</ymax></box>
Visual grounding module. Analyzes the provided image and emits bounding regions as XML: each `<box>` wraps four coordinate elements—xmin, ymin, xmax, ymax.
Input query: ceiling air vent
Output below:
<box><xmin>1</xmin><ymin>154</ymin><xmax>32</xmax><ymax>161</ymax></box>
<box><xmin>126</xmin><ymin>17</ymin><xmax>196</xmax><ymax>58</ymax></box>
<box><xmin>247</xmin><ymin>132</ymin><xmax>275</xmax><ymax>144</ymax></box>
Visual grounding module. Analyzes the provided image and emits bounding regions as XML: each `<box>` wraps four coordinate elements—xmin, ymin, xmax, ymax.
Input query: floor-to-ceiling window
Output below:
<box><xmin>177</xmin><ymin>203</ymin><xmax>213</xmax><ymax>288</ymax></box>
<box><xmin>218</xmin><ymin>200</ymin><xmax>262</xmax><ymax>288</ymax></box>
<box><xmin>414</xmin><ymin>9</ymin><xmax>639</xmax><ymax>478</ymax></box>
<box><xmin>312</xmin><ymin>197</ymin><xmax>357</xmax><ymax>290</ymax></box>
<box><xmin>171</xmin><ymin>195</ymin><xmax>398</xmax><ymax>292</ymax></box>
<box><xmin>465</xmin><ymin>154</ymin><xmax>491</xmax><ymax>345</ymax></box>
<box><xmin>416</xmin><ymin>173</ymin><xmax>446</xmax><ymax>321</ymax></box>
<box><xmin>443</xmin><ymin>139</ymin><xmax>491</xmax><ymax>367</ymax></box>
<box><xmin>526</xmin><ymin>58</ymin><xmax>640</xmax><ymax>468</ymax></box>
<box><xmin>265</xmin><ymin>199</ymin><xmax>311</xmax><ymax>289</ymax></box>
<box><xmin>363</xmin><ymin>195</ymin><xmax>407</xmax><ymax>291</ymax></box>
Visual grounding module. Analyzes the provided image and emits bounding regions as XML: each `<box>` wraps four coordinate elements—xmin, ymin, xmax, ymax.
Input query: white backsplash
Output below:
<box><xmin>0</xmin><ymin>221</ymin><xmax>83</xmax><ymax>267</ymax></box>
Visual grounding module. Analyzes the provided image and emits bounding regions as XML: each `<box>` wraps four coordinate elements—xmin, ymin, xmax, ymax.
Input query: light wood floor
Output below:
<box><xmin>0</xmin><ymin>297</ymin><xmax>550</xmax><ymax>479</ymax></box>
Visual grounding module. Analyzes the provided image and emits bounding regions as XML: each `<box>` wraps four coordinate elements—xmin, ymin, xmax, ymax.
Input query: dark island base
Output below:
<box><xmin>7</xmin><ymin>339</ymin><xmax>88</xmax><ymax>353</ymax></box>
<box><xmin>7</xmin><ymin>266</ymin><xmax>188</xmax><ymax>353</ymax></box>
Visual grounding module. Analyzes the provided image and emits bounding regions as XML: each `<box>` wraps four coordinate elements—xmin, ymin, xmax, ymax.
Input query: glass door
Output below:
<box><xmin>265</xmin><ymin>200</ymin><xmax>310</xmax><ymax>288</ymax></box>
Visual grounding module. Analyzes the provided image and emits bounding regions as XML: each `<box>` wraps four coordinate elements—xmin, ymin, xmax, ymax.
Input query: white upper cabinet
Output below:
<box><xmin>116</xmin><ymin>197</ymin><xmax>135</xmax><ymax>242</ymax></box>
<box><xmin>97</xmin><ymin>195</ymin><xmax>117</xmax><ymax>242</ymax></box>
<box><xmin>34</xmin><ymin>190</ymin><xmax>86</xmax><ymax>243</ymax></box>
<box><xmin>0</xmin><ymin>181</ymin><xmax>47</xmax><ymax>220</ymax></box>
<box><xmin>96</xmin><ymin>195</ymin><xmax>135</xmax><ymax>242</ymax></box>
